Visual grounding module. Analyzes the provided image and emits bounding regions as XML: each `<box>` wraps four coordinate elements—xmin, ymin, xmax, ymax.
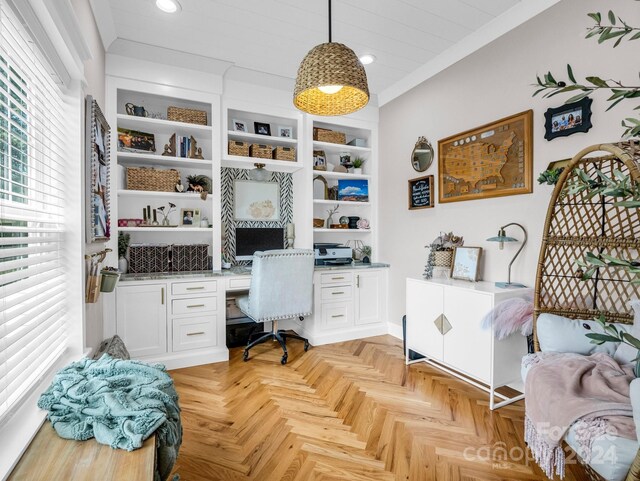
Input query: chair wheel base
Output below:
<box><xmin>243</xmin><ymin>350</ymin><xmax>249</xmax><ymax>361</ymax></box>
<box><xmin>304</xmin><ymin>341</ymin><xmax>310</xmax><ymax>352</ymax></box>
<box><xmin>281</xmin><ymin>354</ymin><xmax>288</xmax><ymax>365</ymax></box>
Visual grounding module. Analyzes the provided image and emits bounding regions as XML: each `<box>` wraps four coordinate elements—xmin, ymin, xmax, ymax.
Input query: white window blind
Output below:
<box><xmin>0</xmin><ymin>0</ymin><xmax>68</xmax><ymax>421</ymax></box>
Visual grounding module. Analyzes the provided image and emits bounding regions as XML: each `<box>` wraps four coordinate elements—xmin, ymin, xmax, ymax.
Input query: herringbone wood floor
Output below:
<box><xmin>169</xmin><ymin>335</ymin><xmax>587</xmax><ymax>481</ymax></box>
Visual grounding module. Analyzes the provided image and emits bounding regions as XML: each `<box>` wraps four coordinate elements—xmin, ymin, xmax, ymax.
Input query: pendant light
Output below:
<box><xmin>293</xmin><ymin>0</ymin><xmax>369</xmax><ymax>116</ymax></box>
<box><xmin>248</xmin><ymin>163</ymin><xmax>271</xmax><ymax>182</ymax></box>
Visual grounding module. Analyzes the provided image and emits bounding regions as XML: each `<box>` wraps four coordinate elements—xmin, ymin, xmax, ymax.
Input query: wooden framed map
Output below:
<box><xmin>438</xmin><ymin>110</ymin><xmax>533</xmax><ymax>203</ymax></box>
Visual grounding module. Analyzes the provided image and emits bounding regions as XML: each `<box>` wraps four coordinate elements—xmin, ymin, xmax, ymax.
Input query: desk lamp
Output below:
<box><xmin>486</xmin><ymin>222</ymin><xmax>527</xmax><ymax>288</ymax></box>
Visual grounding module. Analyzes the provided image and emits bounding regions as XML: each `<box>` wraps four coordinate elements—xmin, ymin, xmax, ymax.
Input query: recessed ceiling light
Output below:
<box><xmin>359</xmin><ymin>54</ymin><xmax>376</xmax><ymax>65</ymax></box>
<box><xmin>156</xmin><ymin>0</ymin><xmax>181</xmax><ymax>13</ymax></box>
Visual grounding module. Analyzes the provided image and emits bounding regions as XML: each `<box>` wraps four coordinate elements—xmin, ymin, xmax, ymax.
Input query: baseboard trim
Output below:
<box><xmin>387</xmin><ymin>322</ymin><xmax>403</xmax><ymax>340</ymax></box>
<box><xmin>142</xmin><ymin>348</ymin><xmax>229</xmax><ymax>371</ymax></box>
<box><xmin>302</xmin><ymin>324</ymin><xmax>389</xmax><ymax>346</ymax></box>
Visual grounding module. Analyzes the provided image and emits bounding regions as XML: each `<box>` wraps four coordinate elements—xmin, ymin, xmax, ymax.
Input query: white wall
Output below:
<box><xmin>379</xmin><ymin>0</ymin><xmax>638</xmax><ymax>326</ymax></box>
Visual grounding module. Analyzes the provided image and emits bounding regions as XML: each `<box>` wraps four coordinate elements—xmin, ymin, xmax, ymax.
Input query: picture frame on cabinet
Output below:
<box><xmin>180</xmin><ymin>208</ymin><xmax>201</xmax><ymax>226</ymax></box>
<box><xmin>254</xmin><ymin>122</ymin><xmax>271</xmax><ymax>136</ymax></box>
<box><xmin>450</xmin><ymin>247</ymin><xmax>482</xmax><ymax>282</ymax></box>
<box><xmin>544</xmin><ymin>97</ymin><xmax>593</xmax><ymax>141</ymax></box>
<box><xmin>278</xmin><ymin>125</ymin><xmax>293</xmax><ymax>138</ymax></box>
<box><xmin>232</xmin><ymin>119</ymin><xmax>248</xmax><ymax>132</ymax></box>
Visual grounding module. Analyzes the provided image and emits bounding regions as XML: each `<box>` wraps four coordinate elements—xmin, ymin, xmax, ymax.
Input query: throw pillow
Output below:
<box><xmin>614</xmin><ymin>299</ymin><xmax>640</xmax><ymax>364</ymax></box>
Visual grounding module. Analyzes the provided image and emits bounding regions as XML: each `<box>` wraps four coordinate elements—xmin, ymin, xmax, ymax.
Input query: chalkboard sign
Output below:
<box><xmin>408</xmin><ymin>175</ymin><xmax>434</xmax><ymax>210</ymax></box>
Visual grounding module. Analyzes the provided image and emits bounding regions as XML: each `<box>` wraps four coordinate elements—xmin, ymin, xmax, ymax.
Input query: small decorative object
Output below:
<box><xmin>333</xmin><ymin>164</ymin><xmax>348</xmax><ymax>173</ymax></box>
<box><xmin>338</xmin><ymin>179</ymin><xmax>368</xmax><ymax>202</ymax></box>
<box><xmin>248</xmin><ymin>163</ymin><xmax>271</xmax><ymax>182</ymax></box>
<box><xmin>352</xmin><ymin>156</ymin><xmax>365</xmax><ymax>174</ymax></box>
<box><xmin>412</xmin><ymin>136</ymin><xmax>434</xmax><ymax>172</ymax></box>
<box><xmin>86</xmin><ymin>96</ymin><xmax>111</xmax><ymax>243</ymax></box>
<box><xmin>286</xmin><ymin>223</ymin><xmax>295</xmax><ymax>248</ymax></box>
<box><xmin>325</xmin><ymin>204</ymin><xmax>339</xmax><ymax>228</ymax></box>
<box><xmin>486</xmin><ymin>222</ymin><xmax>528</xmax><ymax>288</ymax></box>
<box><xmin>162</xmin><ymin>133</ymin><xmax>176</xmax><ymax>156</ymax></box>
<box><xmin>118</xmin><ymin>232</ymin><xmax>130</xmax><ymax>273</ymax></box>
<box><xmin>151</xmin><ymin>208</ymin><xmax>159</xmax><ymax>226</ymax></box>
<box><xmin>124</xmin><ymin>103</ymin><xmax>147</xmax><ymax>117</ymax></box>
<box><xmin>180</xmin><ymin>208</ymin><xmax>201</xmax><ymax>226</ymax></box>
<box><xmin>326</xmin><ymin>163</ymin><xmax>335</xmax><ymax>172</ymax></box>
<box><xmin>186</xmin><ymin>174</ymin><xmax>212</xmax><ymax>200</ymax></box>
<box><xmin>117</xmin><ymin>128</ymin><xmax>156</xmax><ymax>153</ymax></box>
<box><xmin>157</xmin><ymin>202</ymin><xmax>177</xmax><ymax>226</ymax></box>
<box><xmin>408</xmin><ymin>175</ymin><xmax>434</xmax><ymax>210</ymax></box>
<box><xmin>544</xmin><ymin>98</ymin><xmax>593</xmax><ymax>141</ymax></box>
<box><xmin>200</xmin><ymin>216</ymin><xmax>209</xmax><ymax>228</ymax></box>
<box><xmin>537</xmin><ymin>158</ymin><xmax>570</xmax><ymax>185</ymax></box>
<box><xmin>356</xmin><ymin>218</ymin><xmax>370</xmax><ymax>229</ymax></box>
<box><xmin>188</xmin><ymin>136</ymin><xmax>204</xmax><ymax>159</ymax></box>
<box><xmin>234</xmin><ymin>180</ymin><xmax>280</xmax><ymax>221</ymax></box>
<box><xmin>348</xmin><ymin>138</ymin><xmax>366</xmax><ymax>147</ymax></box>
<box><xmin>175</xmin><ymin>179</ymin><xmax>184</xmax><ymax>192</ymax></box>
<box><xmin>328</xmin><ymin>185</ymin><xmax>338</xmax><ymax>200</ymax></box>
<box><xmin>359</xmin><ymin>245</ymin><xmax>372</xmax><ymax>264</ymax></box>
<box><xmin>232</xmin><ymin>119</ymin><xmax>248</xmax><ymax>132</ymax></box>
<box><xmin>278</xmin><ymin>126</ymin><xmax>293</xmax><ymax>138</ymax></box>
<box><xmin>313</xmin><ymin>175</ymin><xmax>329</xmax><ymax>200</ymax></box>
<box><xmin>313</xmin><ymin>150</ymin><xmax>327</xmax><ymax>170</ymax></box>
<box><xmin>339</xmin><ymin>216</ymin><xmax>349</xmax><ymax>225</ymax></box>
<box><xmin>339</xmin><ymin>152</ymin><xmax>351</xmax><ymax>167</ymax></box>
<box><xmin>313</xmin><ymin>218</ymin><xmax>325</xmax><ymax>228</ymax></box>
<box><xmin>99</xmin><ymin>267</ymin><xmax>120</xmax><ymax>293</ymax></box>
<box><xmin>438</xmin><ymin>110</ymin><xmax>532</xmax><ymax>203</ymax></box>
<box><xmin>450</xmin><ymin>246</ymin><xmax>482</xmax><ymax>282</ymax></box>
<box><xmin>347</xmin><ymin>216</ymin><xmax>360</xmax><ymax>229</ymax></box>
<box><xmin>254</xmin><ymin>122</ymin><xmax>271</xmax><ymax>136</ymax></box>
<box><xmin>424</xmin><ymin>232</ymin><xmax>464</xmax><ymax>279</ymax></box>
<box><xmin>345</xmin><ymin>240</ymin><xmax>364</xmax><ymax>260</ymax></box>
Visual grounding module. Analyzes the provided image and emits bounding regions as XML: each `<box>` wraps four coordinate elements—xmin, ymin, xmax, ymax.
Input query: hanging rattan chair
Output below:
<box><xmin>533</xmin><ymin>141</ymin><xmax>640</xmax><ymax>481</ymax></box>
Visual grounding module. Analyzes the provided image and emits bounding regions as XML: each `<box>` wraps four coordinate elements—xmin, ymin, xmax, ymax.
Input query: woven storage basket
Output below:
<box><xmin>250</xmin><ymin>144</ymin><xmax>273</xmax><ymax>159</ymax></box>
<box><xmin>228</xmin><ymin>140</ymin><xmax>250</xmax><ymax>157</ymax></box>
<box><xmin>129</xmin><ymin>245</ymin><xmax>170</xmax><ymax>273</ymax></box>
<box><xmin>433</xmin><ymin>250</ymin><xmax>453</xmax><ymax>267</ymax></box>
<box><xmin>167</xmin><ymin>106</ymin><xmax>207</xmax><ymax>126</ymax></box>
<box><xmin>171</xmin><ymin>244</ymin><xmax>209</xmax><ymax>272</ymax></box>
<box><xmin>126</xmin><ymin>167</ymin><xmax>179</xmax><ymax>192</ymax></box>
<box><xmin>313</xmin><ymin>127</ymin><xmax>346</xmax><ymax>145</ymax></box>
<box><xmin>274</xmin><ymin>146</ymin><xmax>296</xmax><ymax>161</ymax></box>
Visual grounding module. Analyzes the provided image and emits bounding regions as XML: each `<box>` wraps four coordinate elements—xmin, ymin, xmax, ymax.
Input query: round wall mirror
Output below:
<box><xmin>412</xmin><ymin>136</ymin><xmax>434</xmax><ymax>172</ymax></box>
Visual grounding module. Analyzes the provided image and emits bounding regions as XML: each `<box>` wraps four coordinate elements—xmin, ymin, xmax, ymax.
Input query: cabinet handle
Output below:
<box><xmin>331</xmin><ymin>314</ymin><xmax>344</xmax><ymax>318</ymax></box>
<box><xmin>161</xmin><ymin>287</ymin><xmax>164</xmax><ymax>305</ymax></box>
<box><xmin>332</xmin><ymin>276</ymin><xmax>345</xmax><ymax>280</ymax></box>
<box><xmin>187</xmin><ymin>304</ymin><xmax>205</xmax><ymax>309</ymax></box>
<box><xmin>186</xmin><ymin>331</ymin><xmax>205</xmax><ymax>336</ymax></box>
<box><xmin>356</xmin><ymin>275</ymin><xmax>360</xmax><ymax>288</ymax></box>
<box><xmin>186</xmin><ymin>286</ymin><xmax>205</xmax><ymax>291</ymax></box>
<box><xmin>331</xmin><ymin>291</ymin><xmax>344</xmax><ymax>295</ymax></box>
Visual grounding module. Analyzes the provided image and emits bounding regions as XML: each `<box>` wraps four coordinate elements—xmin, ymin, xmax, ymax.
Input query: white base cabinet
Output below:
<box><xmin>116</xmin><ymin>284</ymin><xmax>167</xmax><ymax>358</ymax></box>
<box><xmin>405</xmin><ymin>277</ymin><xmax>532</xmax><ymax>409</ymax></box>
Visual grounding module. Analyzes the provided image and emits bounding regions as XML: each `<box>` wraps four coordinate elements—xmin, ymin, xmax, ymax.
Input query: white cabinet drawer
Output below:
<box><xmin>320</xmin><ymin>272</ymin><xmax>353</xmax><ymax>285</ymax></box>
<box><xmin>171</xmin><ymin>280</ymin><xmax>217</xmax><ymax>296</ymax></box>
<box><xmin>172</xmin><ymin>296</ymin><xmax>217</xmax><ymax>315</ymax></box>
<box><xmin>321</xmin><ymin>285</ymin><xmax>353</xmax><ymax>301</ymax></box>
<box><xmin>322</xmin><ymin>302</ymin><xmax>353</xmax><ymax>329</ymax></box>
<box><xmin>227</xmin><ymin>277</ymin><xmax>251</xmax><ymax>291</ymax></box>
<box><xmin>172</xmin><ymin>316</ymin><xmax>217</xmax><ymax>352</ymax></box>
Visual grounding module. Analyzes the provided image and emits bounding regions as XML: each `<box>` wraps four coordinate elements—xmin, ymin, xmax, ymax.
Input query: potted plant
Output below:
<box><xmin>100</xmin><ymin>266</ymin><xmax>120</xmax><ymax>293</ymax></box>
<box><xmin>352</xmin><ymin>157</ymin><xmax>365</xmax><ymax>175</ymax></box>
<box><xmin>118</xmin><ymin>232</ymin><xmax>130</xmax><ymax>273</ymax></box>
<box><xmin>424</xmin><ymin>232</ymin><xmax>464</xmax><ymax>278</ymax></box>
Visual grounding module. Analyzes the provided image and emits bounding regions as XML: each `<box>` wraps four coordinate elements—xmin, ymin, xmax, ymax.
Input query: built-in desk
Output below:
<box><xmin>115</xmin><ymin>263</ymin><xmax>390</xmax><ymax>369</ymax></box>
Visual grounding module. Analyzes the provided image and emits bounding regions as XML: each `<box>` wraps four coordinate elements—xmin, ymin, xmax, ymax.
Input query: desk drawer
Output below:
<box><xmin>320</xmin><ymin>272</ymin><xmax>353</xmax><ymax>285</ymax></box>
<box><xmin>322</xmin><ymin>302</ymin><xmax>353</xmax><ymax>329</ymax></box>
<box><xmin>172</xmin><ymin>280</ymin><xmax>217</xmax><ymax>296</ymax></box>
<box><xmin>321</xmin><ymin>285</ymin><xmax>353</xmax><ymax>301</ymax></box>
<box><xmin>172</xmin><ymin>296</ymin><xmax>217</xmax><ymax>315</ymax></box>
<box><xmin>227</xmin><ymin>277</ymin><xmax>251</xmax><ymax>291</ymax></box>
<box><xmin>172</xmin><ymin>316</ymin><xmax>217</xmax><ymax>352</ymax></box>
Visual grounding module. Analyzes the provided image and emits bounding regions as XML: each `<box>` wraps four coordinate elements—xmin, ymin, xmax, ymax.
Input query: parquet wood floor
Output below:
<box><xmin>169</xmin><ymin>335</ymin><xmax>587</xmax><ymax>481</ymax></box>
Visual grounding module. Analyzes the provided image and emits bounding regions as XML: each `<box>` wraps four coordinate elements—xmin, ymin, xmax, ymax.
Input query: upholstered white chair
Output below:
<box><xmin>236</xmin><ymin>249</ymin><xmax>314</xmax><ymax>365</ymax></box>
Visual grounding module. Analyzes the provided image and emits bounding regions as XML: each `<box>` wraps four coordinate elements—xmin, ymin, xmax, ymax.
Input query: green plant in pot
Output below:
<box><xmin>352</xmin><ymin>157</ymin><xmax>365</xmax><ymax>174</ymax></box>
<box><xmin>118</xmin><ymin>232</ymin><xmax>130</xmax><ymax>273</ymax></box>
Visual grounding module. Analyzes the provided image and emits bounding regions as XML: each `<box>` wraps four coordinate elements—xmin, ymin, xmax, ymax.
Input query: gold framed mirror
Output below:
<box><xmin>412</xmin><ymin>136</ymin><xmax>434</xmax><ymax>172</ymax></box>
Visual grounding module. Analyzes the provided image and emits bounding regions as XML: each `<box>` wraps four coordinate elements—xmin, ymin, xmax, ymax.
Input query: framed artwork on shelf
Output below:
<box><xmin>117</xmin><ymin>127</ymin><xmax>155</xmax><ymax>153</ymax></box>
<box><xmin>86</xmin><ymin>95</ymin><xmax>111</xmax><ymax>243</ymax></box>
<box><xmin>313</xmin><ymin>149</ymin><xmax>327</xmax><ymax>170</ymax></box>
<box><xmin>544</xmin><ymin>97</ymin><xmax>593</xmax><ymax>140</ymax></box>
<box><xmin>232</xmin><ymin>119</ymin><xmax>248</xmax><ymax>132</ymax></box>
<box><xmin>180</xmin><ymin>208</ymin><xmax>201</xmax><ymax>226</ymax></box>
<box><xmin>438</xmin><ymin>110</ymin><xmax>533</xmax><ymax>203</ymax></box>
<box><xmin>233</xmin><ymin>180</ymin><xmax>280</xmax><ymax>221</ymax></box>
<box><xmin>254</xmin><ymin>122</ymin><xmax>271</xmax><ymax>136</ymax></box>
<box><xmin>408</xmin><ymin>175</ymin><xmax>434</xmax><ymax>210</ymax></box>
<box><xmin>278</xmin><ymin>125</ymin><xmax>293</xmax><ymax>138</ymax></box>
<box><xmin>450</xmin><ymin>247</ymin><xmax>482</xmax><ymax>282</ymax></box>
<box><xmin>337</xmin><ymin>179</ymin><xmax>369</xmax><ymax>202</ymax></box>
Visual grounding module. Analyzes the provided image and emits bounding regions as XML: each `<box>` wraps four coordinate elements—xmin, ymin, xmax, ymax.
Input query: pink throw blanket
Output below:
<box><xmin>525</xmin><ymin>352</ymin><xmax>636</xmax><ymax>479</ymax></box>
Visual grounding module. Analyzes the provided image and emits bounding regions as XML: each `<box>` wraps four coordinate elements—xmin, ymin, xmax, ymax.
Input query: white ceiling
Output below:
<box><xmin>91</xmin><ymin>0</ymin><xmax>558</xmax><ymax>103</ymax></box>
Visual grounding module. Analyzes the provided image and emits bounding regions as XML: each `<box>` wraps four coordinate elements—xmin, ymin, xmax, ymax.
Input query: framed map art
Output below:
<box><xmin>438</xmin><ymin>110</ymin><xmax>533</xmax><ymax>203</ymax></box>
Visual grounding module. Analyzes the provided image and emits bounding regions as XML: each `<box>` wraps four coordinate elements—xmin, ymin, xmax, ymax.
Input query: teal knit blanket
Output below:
<box><xmin>38</xmin><ymin>355</ymin><xmax>182</xmax><ymax>481</ymax></box>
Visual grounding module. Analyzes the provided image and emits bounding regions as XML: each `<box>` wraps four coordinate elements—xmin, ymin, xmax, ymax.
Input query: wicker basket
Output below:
<box><xmin>250</xmin><ymin>144</ymin><xmax>273</xmax><ymax>159</ymax></box>
<box><xmin>129</xmin><ymin>244</ymin><xmax>170</xmax><ymax>273</ymax></box>
<box><xmin>126</xmin><ymin>167</ymin><xmax>179</xmax><ymax>192</ymax></box>
<box><xmin>228</xmin><ymin>140</ymin><xmax>250</xmax><ymax>157</ymax></box>
<box><xmin>313</xmin><ymin>127</ymin><xmax>346</xmax><ymax>145</ymax></box>
<box><xmin>274</xmin><ymin>146</ymin><xmax>296</xmax><ymax>161</ymax></box>
<box><xmin>433</xmin><ymin>250</ymin><xmax>453</xmax><ymax>267</ymax></box>
<box><xmin>167</xmin><ymin>106</ymin><xmax>207</xmax><ymax>126</ymax></box>
<box><xmin>171</xmin><ymin>244</ymin><xmax>209</xmax><ymax>272</ymax></box>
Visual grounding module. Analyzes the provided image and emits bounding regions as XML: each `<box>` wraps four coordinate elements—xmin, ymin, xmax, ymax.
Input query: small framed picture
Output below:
<box><xmin>254</xmin><ymin>122</ymin><xmax>271</xmax><ymax>136</ymax></box>
<box><xmin>232</xmin><ymin>119</ymin><xmax>248</xmax><ymax>132</ymax></box>
<box><xmin>278</xmin><ymin>125</ymin><xmax>293</xmax><ymax>138</ymax></box>
<box><xmin>313</xmin><ymin>150</ymin><xmax>326</xmax><ymax>170</ymax></box>
<box><xmin>180</xmin><ymin>208</ymin><xmax>201</xmax><ymax>226</ymax></box>
<box><xmin>544</xmin><ymin>98</ymin><xmax>593</xmax><ymax>141</ymax></box>
<box><xmin>117</xmin><ymin>128</ymin><xmax>155</xmax><ymax>153</ymax></box>
<box><xmin>339</xmin><ymin>152</ymin><xmax>351</xmax><ymax>167</ymax></box>
<box><xmin>337</xmin><ymin>179</ymin><xmax>369</xmax><ymax>202</ymax></box>
<box><xmin>450</xmin><ymin>247</ymin><xmax>482</xmax><ymax>282</ymax></box>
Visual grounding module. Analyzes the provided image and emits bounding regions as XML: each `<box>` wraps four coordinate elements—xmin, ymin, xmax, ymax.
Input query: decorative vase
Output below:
<box><xmin>353</xmin><ymin>168</ymin><xmax>362</xmax><ymax>175</ymax></box>
<box><xmin>118</xmin><ymin>257</ymin><xmax>128</xmax><ymax>274</ymax></box>
<box><xmin>325</xmin><ymin>215</ymin><xmax>334</xmax><ymax>228</ymax></box>
<box><xmin>348</xmin><ymin>216</ymin><xmax>360</xmax><ymax>229</ymax></box>
<box><xmin>162</xmin><ymin>217</ymin><xmax>170</xmax><ymax>226</ymax></box>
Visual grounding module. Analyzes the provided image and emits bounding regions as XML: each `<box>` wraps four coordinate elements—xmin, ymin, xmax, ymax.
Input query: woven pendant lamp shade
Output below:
<box><xmin>293</xmin><ymin>42</ymin><xmax>370</xmax><ymax>116</ymax></box>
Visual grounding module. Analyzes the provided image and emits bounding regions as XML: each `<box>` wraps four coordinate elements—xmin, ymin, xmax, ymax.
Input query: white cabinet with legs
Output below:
<box><xmin>405</xmin><ymin>277</ymin><xmax>532</xmax><ymax>409</ymax></box>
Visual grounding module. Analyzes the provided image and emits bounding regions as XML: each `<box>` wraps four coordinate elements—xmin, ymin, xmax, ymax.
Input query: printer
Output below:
<box><xmin>314</xmin><ymin>243</ymin><xmax>353</xmax><ymax>266</ymax></box>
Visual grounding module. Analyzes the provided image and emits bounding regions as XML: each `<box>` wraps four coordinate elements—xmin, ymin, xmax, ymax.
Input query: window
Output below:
<box><xmin>0</xmin><ymin>0</ymin><xmax>69</xmax><ymax>421</ymax></box>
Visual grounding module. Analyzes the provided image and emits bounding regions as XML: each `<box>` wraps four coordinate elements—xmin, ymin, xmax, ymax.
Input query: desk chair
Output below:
<box><xmin>236</xmin><ymin>249</ymin><xmax>314</xmax><ymax>365</ymax></box>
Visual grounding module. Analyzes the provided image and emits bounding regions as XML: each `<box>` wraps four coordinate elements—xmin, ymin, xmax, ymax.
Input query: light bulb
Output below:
<box><xmin>318</xmin><ymin>85</ymin><xmax>343</xmax><ymax>94</ymax></box>
<box><xmin>156</xmin><ymin>0</ymin><xmax>181</xmax><ymax>13</ymax></box>
<box><xmin>499</xmin><ymin>241</ymin><xmax>504</xmax><ymax>250</ymax></box>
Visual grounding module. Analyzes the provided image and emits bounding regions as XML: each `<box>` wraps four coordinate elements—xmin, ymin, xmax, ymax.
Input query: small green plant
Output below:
<box><xmin>537</xmin><ymin>167</ymin><xmax>565</xmax><ymax>185</ymax></box>
<box><xmin>359</xmin><ymin>245</ymin><xmax>372</xmax><ymax>257</ymax></box>
<box><xmin>118</xmin><ymin>232</ymin><xmax>130</xmax><ymax>258</ymax></box>
<box><xmin>352</xmin><ymin>157</ymin><xmax>365</xmax><ymax>168</ymax></box>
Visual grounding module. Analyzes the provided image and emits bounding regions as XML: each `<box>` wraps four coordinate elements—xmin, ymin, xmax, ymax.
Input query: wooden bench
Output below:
<box><xmin>9</xmin><ymin>422</ymin><xmax>156</xmax><ymax>481</ymax></box>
